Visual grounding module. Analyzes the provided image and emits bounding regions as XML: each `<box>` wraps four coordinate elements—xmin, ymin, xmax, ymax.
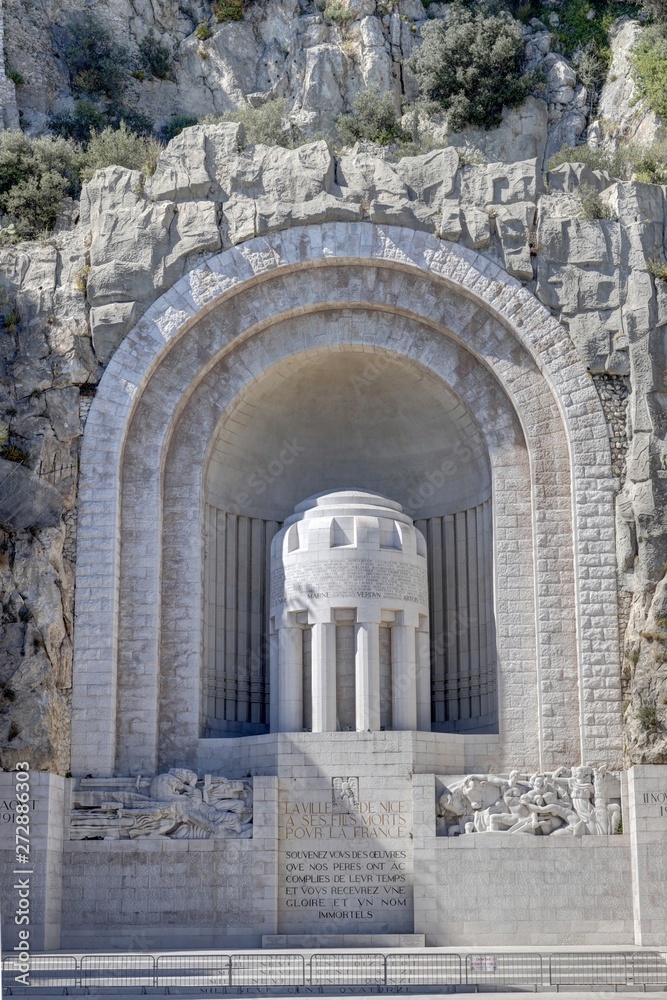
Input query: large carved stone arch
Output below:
<box><xmin>72</xmin><ymin>223</ymin><xmax>622</xmax><ymax>777</ymax></box>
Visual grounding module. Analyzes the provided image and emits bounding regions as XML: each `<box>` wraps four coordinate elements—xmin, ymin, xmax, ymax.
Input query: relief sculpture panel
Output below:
<box><xmin>437</xmin><ymin>767</ymin><xmax>621</xmax><ymax>837</ymax></box>
<box><xmin>70</xmin><ymin>769</ymin><xmax>252</xmax><ymax>840</ymax></box>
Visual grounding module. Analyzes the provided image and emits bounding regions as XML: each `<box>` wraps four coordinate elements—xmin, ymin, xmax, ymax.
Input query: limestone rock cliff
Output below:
<box><xmin>2</xmin><ymin>0</ymin><xmax>587</xmax><ymax>158</ymax></box>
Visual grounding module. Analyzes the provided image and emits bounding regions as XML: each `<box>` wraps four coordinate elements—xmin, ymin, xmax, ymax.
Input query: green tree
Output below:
<box><xmin>138</xmin><ymin>29</ymin><xmax>174</xmax><ymax>80</ymax></box>
<box><xmin>408</xmin><ymin>3</ymin><xmax>537</xmax><ymax>130</ymax></box>
<box><xmin>61</xmin><ymin>13</ymin><xmax>131</xmax><ymax>99</ymax></box>
<box><xmin>336</xmin><ymin>87</ymin><xmax>408</xmax><ymax>146</ymax></box>
<box><xmin>633</xmin><ymin>26</ymin><xmax>667</xmax><ymax>119</ymax></box>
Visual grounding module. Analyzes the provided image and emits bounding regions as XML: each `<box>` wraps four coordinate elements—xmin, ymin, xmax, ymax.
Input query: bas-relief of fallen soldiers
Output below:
<box><xmin>70</xmin><ymin>768</ymin><xmax>253</xmax><ymax>840</ymax></box>
<box><xmin>436</xmin><ymin>766</ymin><xmax>621</xmax><ymax>837</ymax></box>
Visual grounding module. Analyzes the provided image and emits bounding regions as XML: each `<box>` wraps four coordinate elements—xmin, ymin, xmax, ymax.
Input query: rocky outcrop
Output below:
<box><xmin>0</xmin><ymin>0</ymin><xmax>20</xmax><ymax>130</ymax></box>
<box><xmin>588</xmin><ymin>17</ymin><xmax>661</xmax><ymax>152</ymax></box>
<box><xmin>3</xmin><ymin>0</ymin><xmax>417</xmax><ymax>135</ymax></box>
<box><xmin>3</xmin><ymin>0</ymin><xmax>586</xmax><ymax>161</ymax></box>
<box><xmin>80</xmin><ymin>124</ymin><xmax>545</xmax><ymax>359</ymax></box>
<box><xmin>2</xmin><ymin>17</ymin><xmax>667</xmax><ymax>767</ymax></box>
<box><xmin>0</xmin><ymin>232</ymin><xmax>94</xmax><ymax>772</ymax></box>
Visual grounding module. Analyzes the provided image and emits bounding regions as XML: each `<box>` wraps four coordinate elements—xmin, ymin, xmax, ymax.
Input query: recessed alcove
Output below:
<box><xmin>71</xmin><ymin>223</ymin><xmax>622</xmax><ymax>779</ymax></box>
<box><xmin>202</xmin><ymin>349</ymin><xmax>496</xmax><ymax>740</ymax></box>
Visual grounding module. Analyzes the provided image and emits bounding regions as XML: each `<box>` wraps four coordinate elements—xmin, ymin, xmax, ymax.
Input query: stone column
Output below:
<box><xmin>627</xmin><ymin>765</ymin><xmax>667</xmax><ymax>945</ymax></box>
<box><xmin>392</xmin><ymin>623</ymin><xmax>417</xmax><ymax>731</ymax></box>
<box><xmin>311</xmin><ymin>621</ymin><xmax>337</xmax><ymax>732</ymax></box>
<box><xmin>416</xmin><ymin>626</ymin><xmax>431</xmax><ymax>731</ymax></box>
<box><xmin>0</xmin><ymin>772</ymin><xmax>65</xmax><ymax>950</ymax></box>
<box><xmin>355</xmin><ymin>619</ymin><xmax>381</xmax><ymax>731</ymax></box>
<box><xmin>269</xmin><ymin>629</ymin><xmax>279</xmax><ymax>733</ymax></box>
<box><xmin>277</xmin><ymin>625</ymin><xmax>303</xmax><ymax>732</ymax></box>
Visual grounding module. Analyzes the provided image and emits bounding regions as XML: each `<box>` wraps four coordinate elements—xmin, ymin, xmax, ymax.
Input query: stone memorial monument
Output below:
<box><xmin>1</xmin><ymin>1</ymin><xmax>667</xmax><ymax>946</ymax></box>
<box><xmin>1</xmin><ymin>218</ymin><xmax>665</xmax><ymax>953</ymax></box>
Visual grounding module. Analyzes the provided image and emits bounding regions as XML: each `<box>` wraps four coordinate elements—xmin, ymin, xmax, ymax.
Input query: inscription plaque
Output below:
<box><xmin>278</xmin><ymin>779</ymin><xmax>413</xmax><ymax>934</ymax></box>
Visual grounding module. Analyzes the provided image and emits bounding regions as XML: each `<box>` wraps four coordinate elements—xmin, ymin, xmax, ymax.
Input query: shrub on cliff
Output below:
<box><xmin>0</xmin><ymin>125</ymin><xmax>161</xmax><ymax>239</ymax></box>
<box><xmin>633</xmin><ymin>26</ymin><xmax>667</xmax><ymax>119</ymax></box>
<box><xmin>336</xmin><ymin>87</ymin><xmax>408</xmax><ymax>146</ymax></box>
<box><xmin>548</xmin><ymin>138</ymin><xmax>667</xmax><ymax>184</ymax></box>
<box><xmin>161</xmin><ymin>115</ymin><xmax>199</xmax><ymax>142</ymax></box>
<box><xmin>212</xmin><ymin>0</ymin><xmax>246</xmax><ymax>21</ymax></box>
<box><xmin>408</xmin><ymin>3</ymin><xmax>538</xmax><ymax>130</ymax></box>
<box><xmin>0</xmin><ymin>133</ymin><xmax>82</xmax><ymax>238</ymax></box>
<box><xmin>51</xmin><ymin>100</ymin><xmax>154</xmax><ymax>143</ymax></box>
<box><xmin>211</xmin><ymin>98</ymin><xmax>303</xmax><ymax>147</ymax></box>
<box><xmin>50</xmin><ymin>100</ymin><xmax>109</xmax><ymax>144</ymax></box>
<box><xmin>81</xmin><ymin>123</ymin><xmax>162</xmax><ymax>181</ymax></box>
<box><xmin>547</xmin><ymin>142</ymin><xmax>628</xmax><ymax>177</ymax></box>
<box><xmin>60</xmin><ymin>13</ymin><xmax>131</xmax><ymax>99</ymax></box>
<box><xmin>138</xmin><ymin>29</ymin><xmax>174</xmax><ymax>80</ymax></box>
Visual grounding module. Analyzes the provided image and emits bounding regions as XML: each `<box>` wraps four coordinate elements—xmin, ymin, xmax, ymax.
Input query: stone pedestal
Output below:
<box><xmin>0</xmin><ymin>772</ymin><xmax>66</xmax><ymax>951</ymax></box>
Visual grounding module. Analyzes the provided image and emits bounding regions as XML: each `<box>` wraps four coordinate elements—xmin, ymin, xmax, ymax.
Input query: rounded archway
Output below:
<box><xmin>71</xmin><ymin>223</ymin><xmax>622</xmax><ymax>778</ymax></box>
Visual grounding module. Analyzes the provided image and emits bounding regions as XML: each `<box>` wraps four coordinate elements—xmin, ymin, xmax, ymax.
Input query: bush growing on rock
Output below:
<box><xmin>50</xmin><ymin>100</ymin><xmax>109</xmax><ymax>144</ymax></box>
<box><xmin>60</xmin><ymin>13</ymin><xmax>131</xmax><ymax>99</ymax></box>
<box><xmin>212</xmin><ymin>0</ymin><xmax>245</xmax><ymax>21</ymax></box>
<box><xmin>639</xmin><ymin>0</ymin><xmax>667</xmax><ymax>24</ymax></box>
<box><xmin>408</xmin><ymin>3</ymin><xmax>538</xmax><ymax>130</ymax></box>
<box><xmin>633</xmin><ymin>141</ymin><xmax>667</xmax><ymax>182</ymax></box>
<box><xmin>579</xmin><ymin>182</ymin><xmax>611</xmax><ymax>220</ymax></box>
<box><xmin>548</xmin><ymin>139</ymin><xmax>667</xmax><ymax>183</ymax></box>
<box><xmin>547</xmin><ymin>142</ymin><xmax>628</xmax><ymax>177</ymax></box>
<box><xmin>647</xmin><ymin>257</ymin><xmax>667</xmax><ymax>280</ymax></box>
<box><xmin>56</xmin><ymin>14</ymin><xmax>155</xmax><ymax>143</ymax></box>
<box><xmin>51</xmin><ymin>101</ymin><xmax>154</xmax><ymax>142</ymax></box>
<box><xmin>633</xmin><ymin>26</ymin><xmax>667</xmax><ymax>119</ymax></box>
<box><xmin>3</xmin><ymin>172</ymin><xmax>71</xmax><ymax>238</ymax></box>
<box><xmin>138</xmin><ymin>29</ymin><xmax>174</xmax><ymax>80</ymax></box>
<box><xmin>81</xmin><ymin>124</ymin><xmax>162</xmax><ymax>181</ymax></box>
<box><xmin>319</xmin><ymin>0</ymin><xmax>356</xmax><ymax>25</ymax></box>
<box><xmin>161</xmin><ymin>114</ymin><xmax>200</xmax><ymax>141</ymax></box>
<box><xmin>0</xmin><ymin>124</ymin><xmax>163</xmax><ymax>239</ymax></box>
<box><xmin>0</xmin><ymin>133</ymin><xmax>82</xmax><ymax>238</ymax></box>
<box><xmin>336</xmin><ymin>87</ymin><xmax>408</xmax><ymax>146</ymax></box>
<box><xmin>213</xmin><ymin>98</ymin><xmax>303</xmax><ymax>148</ymax></box>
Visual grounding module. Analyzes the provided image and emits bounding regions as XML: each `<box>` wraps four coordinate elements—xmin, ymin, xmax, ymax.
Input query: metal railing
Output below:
<box><xmin>1</xmin><ymin>955</ymin><xmax>77</xmax><ymax>989</ymax></box>
<box><xmin>385</xmin><ymin>952</ymin><xmax>462</xmax><ymax>985</ymax></box>
<box><xmin>465</xmin><ymin>953</ymin><xmax>544</xmax><ymax>985</ymax></box>
<box><xmin>311</xmin><ymin>953</ymin><xmax>386</xmax><ymax>985</ymax></box>
<box><xmin>155</xmin><ymin>954</ymin><xmax>230</xmax><ymax>988</ymax></box>
<box><xmin>2</xmin><ymin>949</ymin><xmax>667</xmax><ymax>990</ymax></box>
<box><xmin>79</xmin><ymin>954</ymin><xmax>155</xmax><ymax>988</ymax></box>
<box><xmin>231</xmin><ymin>953</ymin><xmax>306</xmax><ymax>985</ymax></box>
<box><xmin>549</xmin><ymin>953</ymin><xmax>629</xmax><ymax>986</ymax></box>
